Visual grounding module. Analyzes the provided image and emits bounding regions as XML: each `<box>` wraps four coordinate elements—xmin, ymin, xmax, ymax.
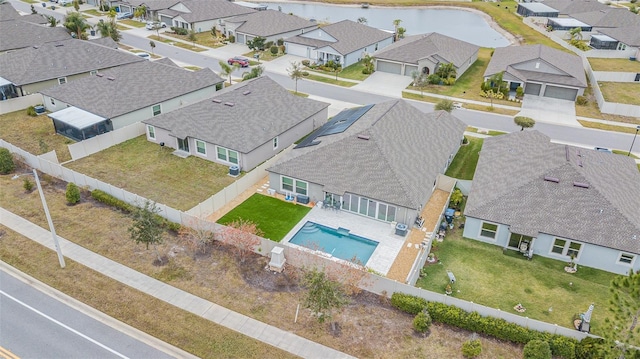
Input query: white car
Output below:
<box><xmin>145</xmin><ymin>21</ymin><xmax>166</xmax><ymax>30</ymax></box>
<box><xmin>136</xmin><ymin>52</ymin><xmax>150</xmax><ymax>60</ymax></box>
<box><xmin>453</xmin><ymin>102</ymin><xmax>463</xmax><ymax>110</ymax></box>
<box><xmin>58</xmin><ymin>0</ymin><xmax>73</xmax><ymax>5</ymax></box>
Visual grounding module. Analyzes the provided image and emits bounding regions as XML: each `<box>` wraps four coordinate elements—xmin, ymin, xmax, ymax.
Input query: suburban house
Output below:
<box><xmin>516</xmin><ymin>2</ymin><xmax>559</xmax><ymax>18</ymax></box>
<box><xmin>157</xmin><ymin>0</ymin><xmax>255</xmax><ymax>33</ymax></box>
<box><xmin>267</xmin><ymin>100</ymin><xmax>465</xmax><ymax>225</ymax></box>
<box><xmin>142</xmin><ymin>76</ymin><xmax>329</xmax><ymax>171</ymax></box>
<box><xmin>40</xmin><ymin>60</ymin><xmax>223</xmax><ymax>141</ymax></box>
<box><xmin>372</xmin><ymin>32</ymin><xmax>479</xmax><ymax>77</ymax></box>
<box><xmin>284</xmin><ymin>20</ymin><xmax>394</xmax><ymax>67</ymax></box>
<box><xmin>539</xmin><ymin>0</ymin><xmax>608</xmax><ymax>16</ymax></box>
<box><xmin>592</xmin><ymin>26</ymin><xmax>640</xmax><ymax>55</ymax></box>
<box><xmin>107</xmin><ymin>0</ymin><xmax>179</xmax><ymax>21</ymax></box>
<box><xmin>463</xmin><ymin>130</ymin><xmax>640</xmax><ymax>275</ymax></box>
<box><xmin>483</xmin><ymin>44</ymin><xmax>586</xmax><ymax>101</ymax></box>
<box><xmin>0</xmin><ymin>14</ymin><xmax>69</xmax><ymax>53</ymax></box>
<box><xmin>0</xmin><ymin>39</ymin><xmax>143</xmax><ymax>100</ymax></box>
<box><xmin>222</xmin><ymin>10</ymin><xmax>317</xmax><ymax>45</ymax></box>
<box><xmin>546</xmin><ymin>17</ymin><xmax>592</xmax><ymax>32</ymax></box>
<box><xmin>569</xmin><ymin>8</ymin><xmax>640</xmax><ymax>30</ymax></box>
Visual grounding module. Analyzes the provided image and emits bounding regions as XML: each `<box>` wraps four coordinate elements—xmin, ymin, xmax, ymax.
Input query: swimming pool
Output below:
<box><xmin>289</xmin><ymin>222</ymin><xmax>379</xmax><ymax>265</ymax></box>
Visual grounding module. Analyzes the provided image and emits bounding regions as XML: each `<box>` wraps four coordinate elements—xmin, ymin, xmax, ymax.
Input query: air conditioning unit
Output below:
<box><xmin>229</xmin><ymin>165</ymin><xmax>240</xmax><ymax>177</ymax></box>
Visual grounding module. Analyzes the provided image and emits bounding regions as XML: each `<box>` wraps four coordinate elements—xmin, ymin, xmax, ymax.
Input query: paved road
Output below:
<box><xmin>0</xmin><ymin>267</ymin><xmax>177</xmax><ymax>359</ymax></box>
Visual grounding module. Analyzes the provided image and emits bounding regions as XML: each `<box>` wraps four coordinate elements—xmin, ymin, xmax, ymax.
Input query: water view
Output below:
<box><xmin>260</xmin><ymin>2</ymin><xmax>511</xmax><ymax>48</ymax></box>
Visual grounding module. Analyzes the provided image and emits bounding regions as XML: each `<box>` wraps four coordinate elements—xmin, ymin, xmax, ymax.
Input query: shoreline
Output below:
<box><xmin>254</xmin><ymin>0</ymin><xmax>520</xmax><ymax>46</ymax></box>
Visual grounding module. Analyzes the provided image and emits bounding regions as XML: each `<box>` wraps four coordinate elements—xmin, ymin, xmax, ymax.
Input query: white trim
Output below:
<box><xmin>216</xmin><ymin>145</ymin><xmax>238</xmax><ymax>165</ymax></box>
<box><xmin>478</xmin><ymin>221</ymin><xmax>499</xmax><ymax>241</ymax></box>
<box><xmin>146</xmin><ymin>125</ymin><xmax>155</xmax><ymax>139</ymax></box>
<box><xmin>548</xmin><ymin>237</ymin><xmax>582</xmax><ymax>260</ymax></box>
<box><xmin>152</xmin><ymin>104</ymin><xmax>162</xmax><ymax>116</ymax></box>
<box><xmin>195</xmin><ymin>139</ymin><xmax>206</xmax><ymax>155</ymax></box>
<box><xmin>618</xmin><ymin>252</ymin><xmax>636</xmax><ymax>267</ymax></box>
<box><xmin>280</xmin><ymin>175</ymin><xmax>307</xmax><ymax>196</ymax></box>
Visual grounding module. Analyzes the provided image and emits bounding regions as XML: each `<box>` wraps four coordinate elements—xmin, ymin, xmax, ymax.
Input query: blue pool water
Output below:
<box><xmin>289</xmin><ymin>222</ymin><xmax>379</xmax><ymax>265</ymax></box>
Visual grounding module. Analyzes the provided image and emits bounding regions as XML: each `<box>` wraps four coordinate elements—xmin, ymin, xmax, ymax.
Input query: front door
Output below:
<box><xmin>178</xmin><ymin>138</ymin><xmax>189</xmax><ymax>152</ymax></box>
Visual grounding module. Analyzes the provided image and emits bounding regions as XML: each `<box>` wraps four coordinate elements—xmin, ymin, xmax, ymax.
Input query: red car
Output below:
<box><xmin>227</xmin><ymin>56</ymin><xmax>250</xmax><ymax>67</ymax></box>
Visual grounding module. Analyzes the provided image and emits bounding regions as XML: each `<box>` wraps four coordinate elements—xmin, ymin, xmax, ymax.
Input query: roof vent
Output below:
<box><xmin>535</xmin><ymin>62</ymin><xmax>540</xmax><ymax>69</ymax></box>
<box><xmin>357</xmin><ymin>134</ymin><xmax>370</xmax><ymax>140</ymax></box>
<box><xmin>212</xmin><ymin>98</ymin><xmax>222</xmax><ymax>103</ymax></box>
<box><xmin>544</xmin><ymin>176</ymin><xmax>560</xmax><ymax>183</ymax></box>
<box><xmin>573</xmin><ymin>181</ymin><xmax>590</xmax><ymax>189</ymax></box>
<box><xmin>55</xmin><ymin>43</ymin><xmax>64</xmax><ymax>47</ymax></box>
<box><xmin>577</xmin><ymin>158</ymin><xmax>583</xmax><ymax>167</ymax></box>
<box><xmin>224</xmin><ymin>102</ymin><xmax>234</xmax><ymax>107</ymax></box>
<box><xmin>96</xmin><ymin>73</ymin><xmax>104</xmax><ymax>77</ymax></box>
<box><xmin>565</xmin><ymin>145</ymin><xmax>570</xmax><ymax>161</ymax></box>
<box><xmin>107</xmin><ymin>76</ymin><xmax>115</xmax><ymax>81</ymax></box>
<box><xmin>242</xmin><ymin>91</ymin><xmax>251</xmax><ymax>95</ymax></box>
<box><xmin>33</xmin><ymin>45</ymin><xmax>39</xmax><ymax>49</ymax></box>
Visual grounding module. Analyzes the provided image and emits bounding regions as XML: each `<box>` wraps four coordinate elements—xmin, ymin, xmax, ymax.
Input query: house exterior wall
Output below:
<box><xmin>457</xmin><ymin>49</ymin><xmax>479</xmax><ymax>76</ymax></box>
<box><xmin>193</xmin><ymin>19</ymin><xmax>217</xmax><ymax>33</ymax></box>
<box><xmin>20</xmin><ymin>72</ymin><xmax>94</xmax><ymax>97</ymax></box>
<box><xmin>417</xmin><ymin>58</ymin><xmax>439</xmax><ymax>76</ymax></box>
<box><xmin>464</xmin><ymin>217</ymin><xmax>640</xmax><ymax>275</ymax></box>
<box><xmin>299</xmin><ymin>28</ymin><xmax>337</xmax><ymax>42</ymax></box>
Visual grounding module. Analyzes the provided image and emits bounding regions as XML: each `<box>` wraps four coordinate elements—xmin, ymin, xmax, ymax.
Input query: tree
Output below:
<box><xmin>487</xmin><ymin>71</ymin><xmax>506</xmax><ymax>93</ymax></box>
<box><xmin>149</xmin><ymin>40</ymin><xmax>156</xmax><ymax>54</ymax></box>
<box><xmin>392</xmin><ymin>19</ymin><xmax>402</xmax><ymax>41</ymax></box>
<box><xmin>357</xmin><ymin>17</ymin><xmax>367</xmax><ymax>25</ymax></box>
<box><xmin>396</xmin><ymin>27</ymin><xmax>406</xmax><ymax>40</ymax></box>
<box><xmin>95</xmin><ymin>19</ymin><xmax>121</xmax><ymax>42</ymax></box>
<box><xmin>65</xmin><ymin>183</ymin><xmax>81</xmax><ymax>205</ymax></box>
<box><xmin>603</xmin><ymin>271</ymin><xmax>640</xmax><ymax>358</ymax></box>
<box><xmin>302</xmin><ymin>268</ymin><xmax>349</xmax><ymax>330</ymax></box>
<box><xmin>63</xmin><ymin>12</ymin><xmax>91</xmax><ymax>40</ymax></box>
<box><xmin>218</xmin><ymin>218</ymin><xmax>262</xmax><ymax>263</ymax></box>
<box><xmin>287</xmin><ymin>61</ymin><xmax>304</xmax><ymax>93</ymax></box>
<box><xmin>73</xmin><ymin>0</ymin><xmax>79</xmax><ymax>12</ymax></box>
<box><xmin>188</xmin><ymin>30</ymin><xmax>197</xmax><ymax>46</ymax></box>
<box><xmin>218</xmin><ymin>60</ymin><xmax>239</xmax><ymax>85</ymax></box>
<box><xmin>412</xmin><ymin>310</ymin><xmax>432</xmax><ymax>335</ymax></box>
<box><xmin>133</xmin><ymin>5</ymin><xmax>147</xmax><ymax>21</ymax></box>
<box><xmin>523</xmin><ymin>340</ymin><xmax>551</xmax><ymax>359</ymax></box>
<box><xmin>0</xmin><ymin>148</ymin><xmax>15</xmax><ymax>174</ymax></box>
<box><xmin>128</xmin><ymin>200</ymin><xmax>164</xmax><ymax>261</ymax></box>
<box><xmin>436</xmin><ymin>62</ymin><xmax>457</xmax><ymax>84</ymax></box>
<box><xmin>246</xmin><ymin>36</ymin><xmax>266</xmax><ymax>51</ymax></box>
<box><xmin>178</xmin><ymin>218</ymin><xmax>215</xmax><ymax>258</ymax></box>
<box><xmin>435</xmin><ymin>99</ymin><xmax>454</xmax><ymax>113</ymax></box>
<box><xmin>30</xmin><ymin>4</ymin><xmax>37</xmax><ymax>14</ymax></box>
<box><xmin>47</xmin><ymin>15</ymin><xmax>59</xmax><ymax>28</ymax></box>
<box><xmin>410</xmin><ymin>70</ymin><xmax>427</xmax><ymax>96</ymax></box>
<box><xmin>568</xmin><ymin>27</ymin><xmax>583</xmax><ymax>41</ymax></box>
<box><xmin>514</xmin><ymin>116</ymin><xmax>535</xmax><ymax>131</ymax></box>
<box><xmin>242</xmin><ymin>65</ymin><xmax>264</xmax><ymax>81</ymax></box>
<box><xmin>362</xmin><ymin>54</ymin><xmax>374</xmax><ymax>74</ymax></box>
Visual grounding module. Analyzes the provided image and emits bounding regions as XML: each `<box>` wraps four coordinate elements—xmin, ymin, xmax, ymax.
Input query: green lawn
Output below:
<box><xmin>217</xmin><ymin>194</ymin><xmax>311</xmax><ymax>242</ymax></box>
<box><xmin>599</xmin><ymin>82</ymin><xmax>640</xmax><ymax>105</ymax></box>
<box><xmin>338</xmin><ymin>62</ymin><xmax>370</xmax><ymax>81</ymax></box>
<box><xmin>305</xmin><ymin>74</ymin><xmax>357</xmax><ymax>87</ymax></box>
<box><xmin>589</xmin><ymin>58</ymin><xmax>640</xmax><ymax>72</ymax></box>
<box><xmin>82</xmin><ymin>9</ymin><xmax>105</xmax><ymax>16</ymax></box>
<box><xmin>416</xmin><ymin>229</ymin><xmax>616</xmax><ymax>335</ymax></box>
<box><xmin>119</xmin><ymin>19</ymin><xmax>145</xmax><ymax>28</ymax></box>
<box><xmin>444</xmin><ymin>136</ymin><xmax>483</xmax><ymax>180</ymax></box>
<box><xmin>65</xmin><ymin>136</ymin><xmax>238</xmax><ymax>211</ymax></box>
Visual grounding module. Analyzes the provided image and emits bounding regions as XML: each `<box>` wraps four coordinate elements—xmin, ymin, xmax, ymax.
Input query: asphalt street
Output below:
<box><xmin>0</xmin><ymin>269</ymin><xmax>176</xmax><ymax>359</ymax></box>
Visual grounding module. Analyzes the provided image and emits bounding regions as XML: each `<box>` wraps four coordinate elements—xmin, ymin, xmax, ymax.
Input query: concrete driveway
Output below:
<box><xmin>353</xmin><ymin>72</ymin><xmax>413</xmax><ymax>97</ymax></box>
<box><xmin>518</xmin><ymin>95</ymin><xmax>580</xmax><ymax>127</ymax></box>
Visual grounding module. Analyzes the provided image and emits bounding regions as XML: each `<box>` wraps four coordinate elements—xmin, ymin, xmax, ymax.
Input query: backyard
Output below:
<box><xmin>0</xmin><ymin>109</ymin><xmax>73</xmax><ymax>162</ymax></box>
<box><xmin>416</xmin><ymin>224</ymin><xmax>616</xmax><ymax>336</ymax></box>
<box><xmin>588</xmin><ymin>58</ymin><xmax>640</xmax><ymax>72</ymax></box>
<box><xmin>599</xmin><ymin>82</ymin><xmax>640</xmax><ymax>106</ymax></box>
<box><xmin>217</xmin><ymin>193</ymin><xmax>311</xmax><ymax>242</ymax></box>
<box><xmin>444</xmin><ymin>136</ymin><xmax>483</xmax><ymax>180</ymax></box>
<box><xmin>64</xmin><ymin>136</ymin><xmax>237</xmax><ymax>211</ymax></box>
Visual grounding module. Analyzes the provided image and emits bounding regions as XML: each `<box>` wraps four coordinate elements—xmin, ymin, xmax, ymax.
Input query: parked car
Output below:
<box><xmin>145</xmin><ymin>21</ymin><xmax>166</xmax><ymax>30</ymax></box>
<box><xmin>58</xmin><ymin>0</ymin><xmax>73</xmax><ymax>5</ymax></box>
<box><xmin>452</xmin><ymin>102</ymin><xmax>463</xmax><ymax>110</ymax></box>
<box><xmin>594</xmin><ymin>147</ymin><xmax>612</xmax><ymax>154</ymax></box>
<box><xmin>116</xmin><ymin>12</ymin><xmax>133</xmax><ymax>20</ymax></box>
<box><xmin>228</xmin><ymin>56</ymin><xmax>250</xmax><ymax>67</ymax></box>
<box><xmin>136</xmin><ymin>52</ymin><xmax>150</xmax><ymax>60</ymax></box>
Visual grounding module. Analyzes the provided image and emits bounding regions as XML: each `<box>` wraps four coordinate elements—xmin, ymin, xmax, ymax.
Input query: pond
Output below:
<box><xmin>260</xmin><ymin>2</ymin><xmax>511</xmax><ymax>48</ymax></box>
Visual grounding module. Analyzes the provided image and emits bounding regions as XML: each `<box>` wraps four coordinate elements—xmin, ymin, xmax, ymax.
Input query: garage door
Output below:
<box><xmin>376</xmin><ymin>60</ymin><xmax>402</xmax><ymax>75</ymax></box>
<box><xmin>404</xmin><ymin>65</ymin><xmax>418</xmax><ymax>77</ymax></box>
<box><xmin>160</xmin><ymin>16</ymin><xmax>173</xmax><ymax>27</ymax></box>
<box><xmin>237</xmin><ymin>34</ymin><xmax>245</xmax><ymax>44</ymax></box>
<box><xmin>524</xmin><ymin>83</ymin><xmax>541</xmax><ymax>96</ymax></box>
<box><xmin>286</xmin><ymin>43</ymin><xmax>308</xmax><ymax>58</ymax></box>
<box><xmin>543</xmin><ymin>85</ymin><xmax>578</xmax><ymax>101</ymax></box>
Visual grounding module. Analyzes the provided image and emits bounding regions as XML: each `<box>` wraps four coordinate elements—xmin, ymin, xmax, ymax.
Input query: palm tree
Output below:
<box><xmin>287</xmin><ymin>61</ymin><xmax>304</xmax><ymax>93</ymax></box>
<box><xmin>242</xmin><ymin>66</ymin><xmax>264</xmax><ymax>81</ymax></box>
<box><xmin>568</xmin><ymin>27</ymin><xmax>582</xmax><ymax>41</ymax></box>
<box><xmin>357</xmin><ymin>17</ymin><xmax>367</xmax><ymax>25</ymax></box>
<box><xmin>133</xmin><ymin>5</ymin><xmax>147</xmax><ymax>21</ymax></box>
<box><xmin>63</xmin><ymin>12</ymin><xmax>91</xmax><ymax>40</ymax></box>
<box><xmin>397</xmin><ymin>27</ymin><xmax>406</xmax><ymax>40</ymax></box>
<box><xmin>47</xmin><ymin>15</ymin><xmax>59</xmax><ymax>28</ymax></box>
<box><xmin>435</xmin><ymin>62</ymin><xmax>456</xmax><ymax>82</ymax></box>
<box><xmin>488</xmin><ymin>71</ymin><xmax>505</xmax><ymax>93</ymax></box>
<box><xmin>219</xmin><ymin>60</ymin><xmax>239</xmax><ymax>85</ymax></box>
<box><xmin>392</xmin><ymin>19</ymin><xmax>402</xmax><ymax>41</ymax></box>
<box><xmin>95</xmin><ymin>19</ymin><xmax>121</xmax><ymax>41</ymax></box>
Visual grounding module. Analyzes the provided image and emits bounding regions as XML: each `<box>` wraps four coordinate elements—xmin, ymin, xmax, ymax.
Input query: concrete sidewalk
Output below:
<box><xmin>0</xmin><ymin>207</ymin><xmax>355</xmax><ymax>359</ymax></box>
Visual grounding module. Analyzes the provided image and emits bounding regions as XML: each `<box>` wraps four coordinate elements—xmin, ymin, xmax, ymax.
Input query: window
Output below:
<box><xmin>567</xmin><ymin>242</ymin><xmax>582</xmax><ymax>258</ymax></box>
<box><xmin>551</xmin><ymin>238</ymin><xmax>582</xmax><ymax>258</ymax></box>
<box><xmin>281</xmin><ymin>176</ymin><xmax>307</xmax><ymax>195</ymax></box>
<box><xmin>58</xmin><ymin>77</ymin><xmax>67</xmax><ymax>85</ymax></box>
<box><xmin>480</xmin><ymin>222</ymin><xmax>498</xmax><ymax>239</ymax></box>
<box><xmin>152</xmin><ymin>104</ymin><xmax>161</xmax><ymax>116</ymax></box>
<box><xmin>343</xmin><ymin>193</ymin><xmax>396</xmax><ymax>222</ymax></box>
<box><xmin>228</xmin><ymin>150</ymin><xmax>238</xmax><ymax>164</ymax></box>
<box><xmin>147</xmin><ymin>125</ymin><xmax>155</xmax><ymax>139</ymax></box>
<box><xmin>216</xmin><ymin>146</ymin><xmax>238</xmax><ymax>164</ymax></box>
<box><xmin>551</xmin><ymin>239</ymin><xmax>566</xmax><ymax>254</ymax></box>
<box><xmin>619</xmin><ymin>253</ymin><xmax>635</xmax><ymax>266</ymax></box>
<box><xmin>90</xmin><ymin>70</ymin><xmax>97</xmax><ymax>76</ymax></box>
<box><xmin>50</xmin><ymin>98</ymin><xmax>55</xmax><ymax>105</ymax></box>
<box><xmin>195</xmin><ymin>139</ymin><xmax>206</xmax><ymax>155</ymax></box>
<box><xmin>273</xmin><ymin>136</ymin><xmax>278</xmax><ymax>149</ymax></box>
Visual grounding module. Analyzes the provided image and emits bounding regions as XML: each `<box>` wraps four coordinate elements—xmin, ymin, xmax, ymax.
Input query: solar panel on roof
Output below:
<box><xmin>294</xmin><ymin>104</ymin><xmax>374</xmax><ymax>149</ymax></box>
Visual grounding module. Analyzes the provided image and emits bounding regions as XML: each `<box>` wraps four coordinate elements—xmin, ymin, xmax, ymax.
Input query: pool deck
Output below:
<box><xmin>281</xmin><ymin>207</ymin><xmax>406</xmax><ymax>276</ymax></box>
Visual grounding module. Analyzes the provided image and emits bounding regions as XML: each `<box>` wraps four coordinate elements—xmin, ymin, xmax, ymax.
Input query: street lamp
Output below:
<box><xmin>12</xmin><ymin>169</ymin><xmax>66</xmax><ymax>268</ymax></box>
<box><xmin>629</xmin><ymin>125</ymin><xmax>640</xmax><ymax>157</ymax></box>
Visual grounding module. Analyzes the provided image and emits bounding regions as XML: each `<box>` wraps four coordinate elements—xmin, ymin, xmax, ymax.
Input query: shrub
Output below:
<box><xmin>413</xmin><ymin>310</ymin><xmax>432</xmax><ymax>334</ymax></box>
<box><xmin>462</xmin><ymin>338</ymin><xmax>482</xmax><ymax>358</ymax></box>
<box><xmin>574</xmin><ymin>337</ymin><xmax>604</xmax><ymax>359</ymax></box>
<box><xmin>427</xmin><ymin>74</ymin><xmax>441</xmax><ymax>85</ymax></box>
<box><xmin>279</xmin><ymin>44</ymin><xmax>286</xmax><ymax>54</ymax></box>
<box><xmin>228</xmin><ymin>34</ymin><xmax>235</xmax><ymax>43</ymax></box>
<box><xmin>516</xmin><ymin>86</ymin><xmax>524</xmax><ymax>98</ymax></box>
<box><xmin>362</xmin><ymin>68</ymin><xmax>371</xmax><ymax>75</ymax></box>
<box><xmin>632</xmin><ymin>0</ymin><xmax>637</xmax><ymax>3</ymax></box>
<box><xmin>523</xmin><ymin>340</ymin><xmax>552</xmax><ymax>359</ymax></box>
<box><xmin>270</xmin><ymin>45</ymin><xmax>278</xmax><ymax>55</ymax></box>
<box><xmin>27</xmin><ymin>106</ymin><xmax>37</xmax><ymax>117</ymax></box>
<box><xmin>170</xmin><ymin>26</ymin><xmax>188</xmax><ymax>35</ymax></box>
<box><xmin>276</xmin><ymin>38</ymin><xmax>284</xmax><ymax>46</ymax></box>
<box><xmin>301</xmin><ymin>59</ymin><xmax>310</xmax><ymax>66</ymax></box>
<box><xmin>0</xmin><ymin>148</ymin><xmax>15</xmax><ymax>174</ymax></box>
<box><xmin>66</xmin><ymin>183</ymin><xmax>81</xmax><ymax>205</ymax></box>
<box><xmin>264</xmin><ymin>40</ymin><xmax>274</xmax><ymax>49</ymax></box>
<box><xmin>576</xmin><ymin>96</ymin><xmax>587</xmax><ymax>107</ymax></box>
<box><xmin>23</xmin><ymin>178</ymin><xmax>34</xmax><ymax>192</ymax></box>
<box><xmin>302</xmin><ymin>71</ymin><xmax>309</xmax><ymax>77</ymax></box>
<box><xmin>91</xmin><ymin>189</ymin><xmax>134</xmax><ymax>213</ymax></box>
<box><xmin>390</xmin><ymin>292</ymin><xmax>428</xmax><ymax>314</ymax></box>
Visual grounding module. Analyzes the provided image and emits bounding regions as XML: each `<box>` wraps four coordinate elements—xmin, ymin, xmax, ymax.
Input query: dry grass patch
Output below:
<box><xmin>0</xmin><ymin>170</ymin><xmax>523</xmax><ymax>358</ymax></box>
<box><xmin>64</xmin><ymin>136</ymin><xmax>237</xmax><ymax>211</ymax></box>
<box><xmin>588</xmin><ymin>58</ymin><xmax>640</xmax><ymax>72</ymax></box>
<box><xmin>119</xmin><ymin>19</ymin><xmax>145</xmax><ymax>28</ymax></box>
<box><xmin>577</xmin><ymin>120</ymin><xmax>640</xmax><ymax>134</ymax></box>
<box><xmin>599</xmin><ymin>82</ymin><xmax>640</xmax><ymax>105</ymax></box>
<box><xmin>575</xmin><ymin>79</ymin><xmax>640</xmax><ymax>124</ymax></box>
<box><xmin>0</xmin><ymin>109</ymin><xmax>73</xmax><ymax>162</ymax></box>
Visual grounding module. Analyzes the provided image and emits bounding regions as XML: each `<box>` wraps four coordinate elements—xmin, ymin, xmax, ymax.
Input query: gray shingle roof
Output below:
<box><xmin>484</xmin><ymin>44</ymin><xmax>586</xmax><ymax>88</ymax></box>
<box><xmin>40</xmin><ymin>60</ymin><xmax>222</xmax><ymax>119</ymax></box>
<box><xmin>598</xmin><ymin>26</ymin><xmax>640</xmax><ymax>47</ymax></box>
<box><xmin>286</xmin><ymin>20</ymin><xmax>393</xmax><ymax>56</ymax></box>
<box><xmin>0</xmin><ymin>20</ymin><xmax>70</xmax><ymax>52</ymax></box>
<box><xmin>268</xmin><ymin>100</ymin><xmax>466</xmax><ymax>208</ymax></box>
<box><xmin>373</xmin><ymin>32</ymin><xmax>479</xmax><ymax>68</ymax></box>
<box><xmin>0</xmin><ymin>39</ymin><xmax>143</xmax><ymax>86</ymax></box>
<box><xmin>168</xmin><ymin>0</ymin><xmax>255</xmax><ymax>24</ymax></box>
<box><xmin>143</xmin><ymin>76</ymin><xmax>329</xmax><ymax>153</ymax></box>
<box><xmin>571</xmin><ymin>8</ymin><xmax>640</xmax><ymax>28</ymax></box>
<box><xmin>465</xmin><ymin>131</ymin><xmax>640</xmax><ymax>253</ymax></box>
<box><xmin>134</xmin><ymin>0</ymin><xmax>180</xmax><ymax>11</ymax></box>
<box><xmin>89</xmin><ymin>37</ymin><xmax>118</xmax><ymax>49</ymax></box>
<box><xmin>0</xmin><ymin>2</ymin><xmax>20</xmax><ymax>22</ymax></box>
<box><xmin>542</xmin><ymin>0</ymin><xmax>608</xmax><ymax>15</ymax></box>
<box><xmin>226</xmin><ymin>9</ymin><xmax>317</xmax><ymax>38</ymax></box>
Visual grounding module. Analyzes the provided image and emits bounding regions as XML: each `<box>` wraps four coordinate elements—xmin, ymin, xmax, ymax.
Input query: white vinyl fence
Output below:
<box><xmin>67</xmin><ymin>122</ymin><xmax>145</xmax><ymax>161</ymax></box>
<box><xmin>1</xmin><ymin>139</ymin><xmax>595</xmax><ymax>343</ymax></box>
<box><xmin>0</xmin><ymin>94</ymin><xmax>42</xmax><ymax>115</ymax></box>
